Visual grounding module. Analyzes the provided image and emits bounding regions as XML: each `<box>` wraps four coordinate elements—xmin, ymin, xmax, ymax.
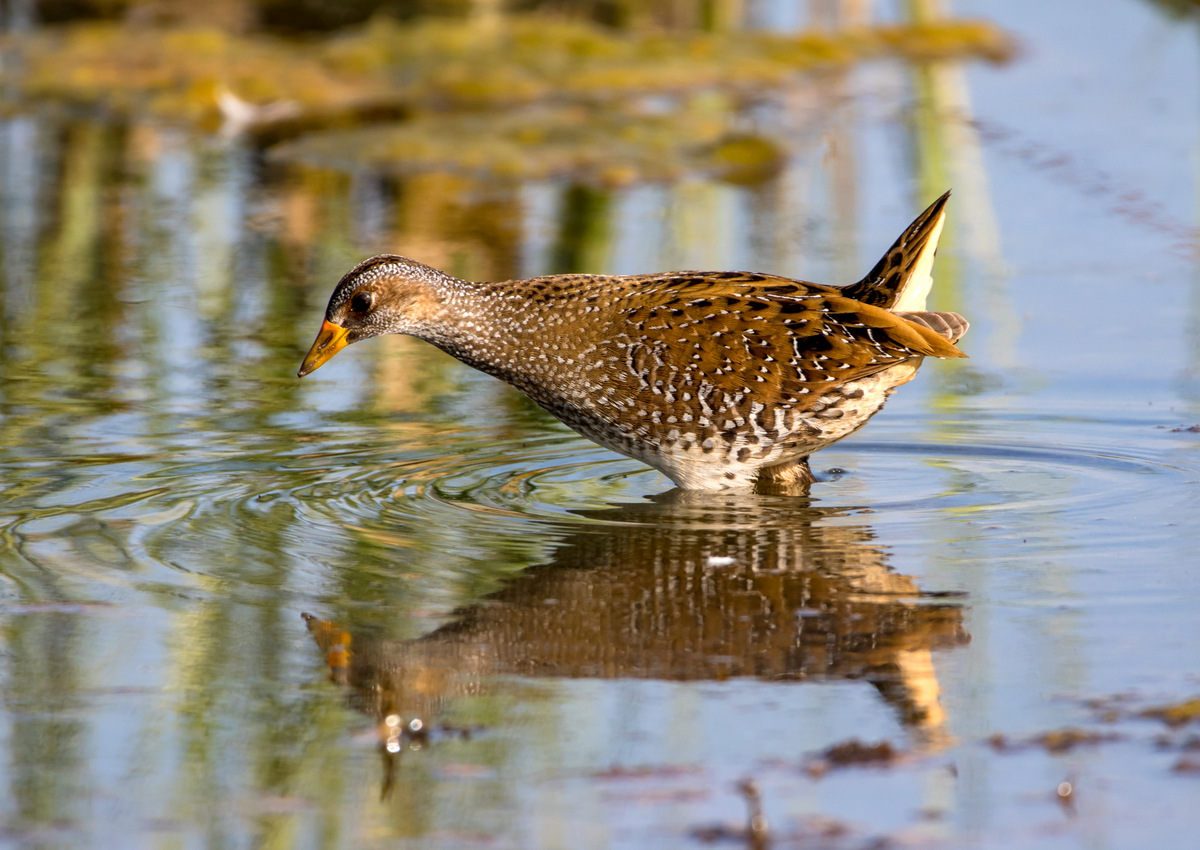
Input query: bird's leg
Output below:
<box><xmin>754</xmin><ymin>458</ymin><xmax>816</xmax><ymax>496</ymax></box>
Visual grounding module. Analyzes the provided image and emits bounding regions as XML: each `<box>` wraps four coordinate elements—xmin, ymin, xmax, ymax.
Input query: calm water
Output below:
<box><xmin>3</xmin><ymin>2</ymin><xmax>1200</xmax><ymax>848</ymax></box>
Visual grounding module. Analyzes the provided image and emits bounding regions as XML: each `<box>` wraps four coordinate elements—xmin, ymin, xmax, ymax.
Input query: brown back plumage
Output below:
<box><xmin>601</xmin><ymin>272</ymin><xmax>966</xmax><ymax>416</ymax></box>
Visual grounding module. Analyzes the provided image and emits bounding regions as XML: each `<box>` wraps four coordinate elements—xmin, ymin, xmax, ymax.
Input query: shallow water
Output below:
<box><xmin>3</xmin><ymin>1</ymin><xmax>1200</xmax><ymax>848</ymax></box>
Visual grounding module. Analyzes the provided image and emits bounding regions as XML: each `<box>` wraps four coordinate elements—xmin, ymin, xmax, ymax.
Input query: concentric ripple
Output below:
<box><xmin>2</xmin><ymin>410</ymin><xmax>1196</xmax><ymax>604</ymax></box>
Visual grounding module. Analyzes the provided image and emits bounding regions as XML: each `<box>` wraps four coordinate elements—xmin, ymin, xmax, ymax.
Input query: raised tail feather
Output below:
<box><xmin>842</xmin><ymin>191</ymin><xmax>950</xmax><ymax>312</ymax></box>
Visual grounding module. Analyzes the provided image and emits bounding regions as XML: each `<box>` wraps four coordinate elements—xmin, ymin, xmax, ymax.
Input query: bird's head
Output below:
<box><xmin>297</xmin><ymin>255</ymin><xmax>450</xmax><ymax>377</ymax></box>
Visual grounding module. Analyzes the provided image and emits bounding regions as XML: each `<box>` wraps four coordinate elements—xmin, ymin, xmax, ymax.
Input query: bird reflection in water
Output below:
<box><xmin>304</xmin><ymin>489</ymin><xmax>968</xmax><ymax>796</ymax></box>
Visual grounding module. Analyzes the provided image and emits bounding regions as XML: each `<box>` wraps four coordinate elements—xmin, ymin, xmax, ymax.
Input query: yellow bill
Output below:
<box><xmin>298</xmin><ymin>320</ymin><xmax>351</xmax><ymax>377</ymax></box>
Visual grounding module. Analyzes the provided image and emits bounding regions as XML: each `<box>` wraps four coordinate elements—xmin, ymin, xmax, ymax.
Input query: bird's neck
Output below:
<box><xmin>417</xmin><ymin>277</ymin><xmax>600</xmax><ymax>396</ymax></box>
<box><xmin>416</xmin><ymin>277</ymin><xmax>560</xmax><ymax>388</ymax></box>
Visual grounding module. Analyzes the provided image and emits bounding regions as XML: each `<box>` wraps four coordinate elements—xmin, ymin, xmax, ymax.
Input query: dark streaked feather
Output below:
<box><xmin>842</xmin><ymin>191</ymin><xmax>950</xmax><ymax>310</ymax></box>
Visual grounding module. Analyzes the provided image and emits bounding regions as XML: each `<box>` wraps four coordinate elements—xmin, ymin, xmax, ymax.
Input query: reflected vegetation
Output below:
<box><xmin>3</xmin><ymin>1</ymin><xmax>1011</xmax><ymax>185</ymax></box>
<box><xmin>7</xmin><ymin>13</ymin><xmax>1011</xmax><ymax>123</ymax></box>
<box><xmin>305</xmin><ymin>491</ymin><xmax>968</xmax><ymax>796</ymax></box>
<box><xmin>8</xmin><ymin>0</ymin><xmax>1200</xmax><ymax>847</ymax></box>
<box><xmin>0</xmin><ymin>2</ymin><xmax>1004</xmax><ymax>842</ymax></box>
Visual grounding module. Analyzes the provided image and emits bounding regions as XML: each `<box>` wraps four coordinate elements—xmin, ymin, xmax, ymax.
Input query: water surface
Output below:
<box><xmin>2</xmin><ymin>2</ymin><xmax>1200</xmax><ymax>848</ymax></box>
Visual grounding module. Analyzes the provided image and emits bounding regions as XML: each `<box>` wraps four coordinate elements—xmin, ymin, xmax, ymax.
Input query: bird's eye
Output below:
<box><xmin>350</xmin><ymin>291</ymin><xmax>375</xmax><ymax>314</ymax></box>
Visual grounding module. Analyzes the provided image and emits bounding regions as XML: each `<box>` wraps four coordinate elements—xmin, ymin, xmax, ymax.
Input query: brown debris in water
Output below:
<box><xmin>804</xmin><ymin>739</ymin><xmax>900</xmax><ymax>777</ymax></box>
<box><xmin>1081</xmin><ymin>691</ymin><xmax>1200</xmax><ymax>729</ymax></box>
<box><xmin>7</xmin><ymin>16</ymin><xmax>1013</xmax><ymax>130</ymax></box>
<box><xmin>1035</xmin><ymin>728</ymin><xmax>1122</xmax><ymax>753</ymax></box>
<box><xmin>1141</xmin><ymin>697</ymin><xmax>1200</xmax><ymax>728</ymax></box>
<box><xmin>986</xmin><ymin>732</ymin><xmax>1009</xmax><ymax>751</ymax></box>
<box><xmin>988</xmin><ymin>727</ymin><xmax>1121</xmax><ymax>753</ymax></box>
<box><xmin>689</xmin><ymin>778</ymin><xmax>772</xmax><ymax>848</ymax></box>
<box><xmin>591</xmin><ymin>763</ymin><xmax>701</xmax><ymax>781</ymax></box>
<box><xmin>822</xmin><ymin>739</ymin><xmax>899</xmax><ymax>765</ymax></box>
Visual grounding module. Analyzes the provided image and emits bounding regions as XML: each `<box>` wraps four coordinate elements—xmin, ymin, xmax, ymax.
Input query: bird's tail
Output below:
<box><xmin>842</xmin><ymin>191</ymin><xmax>950</xmax><ymax>312</ymax></box>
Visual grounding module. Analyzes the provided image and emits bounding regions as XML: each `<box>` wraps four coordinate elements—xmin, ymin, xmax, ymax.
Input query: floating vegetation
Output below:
<box><xmin>1142</xmin><ymin>697</ymin><xmax>1200</xmax><ymax>728</ymax></box>
<box><xmin>6</xmin><ymin>24</ymin><xmax>383</xmax><ymax>124</ymax></box>
<box><xmin>803</xmin><ymin>738</ymin><xmax>902</xmax><ymax>776</ymax></box>
<box><xmin>5</xmin><ymin>16</ymin><xmax>1013</xmax><ymax>126</ymax></box>
<box><xmin>269</xmin><ymin>103</ymin><xmax>788</xmax><ymax>186</ymax></box>
<box><xmin>322</xmin><ymin>15</ymin><xmax>1013</xmax><ymax>104</ymax></box>
<box><xmin>2</xmin><ymin>13</ymin><xmax>1011</xmax><ymax>183</ymax></box>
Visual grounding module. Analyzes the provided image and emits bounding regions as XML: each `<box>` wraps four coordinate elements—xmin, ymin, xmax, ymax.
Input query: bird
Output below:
<box><xmin>299</xmin><ymin>192</ymin><xmax>967</xmax><ymax>493</ymax></box>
